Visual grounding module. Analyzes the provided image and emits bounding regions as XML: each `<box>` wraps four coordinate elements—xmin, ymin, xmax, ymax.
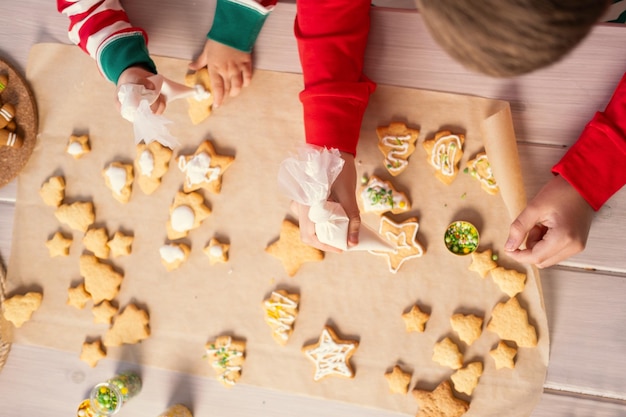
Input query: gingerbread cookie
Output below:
<box><xmin>489</xmin><ymin>340</ymin><xmax>517</xmax><ymax>370</ymax></box>
<box><xmin>103</xmin><ymin>304</ymin><xmax>150</xmax><ymax>347</ymax></box>
<box><xmin>66</xmin><ymin>134</ymin><xmax>91</xmax><ymax>159</ymax></box>
<box><xmin>265</xmin><ymin>219</ymin><xmax>324</xmax><ymax>277</ymax></box>
<box><xmin>204</xmin><ymin>237</ymin><xmax>230</xmax><ymax>265</ymax></box>
<box><xmin>0</xmin><ymin>103</ymin><xmax>15</xmax><ymax>129</ymax></box>
<box><xmin>432</xmin><ymin>337</ymin><xmax>463</xmax><ymax>370</ymax></box>
<box><xmin>468</xmin><ymin>249</ymin><xmax>498</xmax><ymax>278</ymax></box>
<box><xmin>384</xmin><ymin>365</ymin><xmax>412</xmax><ymax>394</ymax></box>
<box><xmin>490</xmin><ymin>267</ymin><xmax>527</xmax><ymax>298</ymax></box>
<box><xmin>83</xmin><ymin>228</ymin><xmax>110</xmax><ymax>259</ymax></box>
<box><xmin>369</xmin><ymin>216</ymin><xmax>425</xmax><ymax>274</ymax></box>
<box><xmin>302</xmin><ymin>326</ymin><xmax>359</xmax><ymax>381</ymax></box>
<box><xmin>166</xmin><ymin>191</ymin><xmax>212</xmax><ymax>240</ymax></box>
<box><xmin>2</xmin><ymin>292</ymin><xmax>43</xmax><ymax>328</ymax></box>
<box><xmin>67</xmin><ymin>283</ymin><xmax>91</xmax><ymax>309</ymax></box>
<box><xmin>80</xmin><ymin>339</ymin><xmax>107</xmax><ymax>368</ymax></box>
<box><xmin>450</xmin><ymin>313</ymin><xmax>483</xmax><ymax>345</ymax></box>
<box><xmin>423</xmin><ymin>130</ymin><xmax>465</xmax><ymax>185</ymax></box>
<box><xmin>107</xmin><ymin>231</ymin><xmax>133</xmax><ymax>258</ymax></box>
<box><xmin>376</xmin><ymin>121</ymin><xmax>420</xmax><ymax>176</ymax></box>
<box><xmin>135</xmin><ymin>141</ymin><xmax>172</xmax><ymax>194</ymax></box>
<box><xmin>360</xmin><ymin>175</ymin><xmax>411</xmax><ymax>215</ymax></box>
<box><xmin>205</xmin><ymin>335</ymin><xmax>246</xmax><ymax>387</ymax></box>
<box><xmin>185</xmin><ymin>68</ymin><xmax>214</xmax><ymax>124</ymax></box>
<box><xmin>0</xmin><ymin>128</ymin><xmax>22</xmax><ymax>149</ymax></box>
<box><xmin>263</xmin><ymin>290</ymin><xmax>300</xmax><ymax>345</ymax></box>
<box><xmin>39</xmin><ymin>176</ymin><xmax>65</xmax><ymax>207</ymax></box>
<box><xmin>450</xmin><ymin>362</ymin><xmax>483</xmax><ymax>396</ymax></box>
<box><xmin>465</xmin><ymin>152</ymin><xmax>499</xmax><ymax>195</ymax></box>
<box><xmin>487</xmin><ymin>296</ymin><xmax>538</xmax><ymax>348</ymax></box>
<box><xmin>92</xmin><ymin>300</ymin><xmax>118</xmax><ymax>325</ymax></box>
<box><xmin>103</xmin><ymin>162</ymin><xmax>134</xmax><ymax>204</ymax></box>
<box><xmin>159</xmin><ymin>242</ymin><xmax>191</xmax><ymax>271</ymax></box>
<box><xmin>54</xmin><ymin>201</ymin><xmax>95</xmax><ymax>233</ymax></box>
<box><xmin>79</xmin><ymin>254</ymin><xmax>123</xmax><ymax>305</ymax></box>
<box><xmin>177</xmin><ymin>140</ymin><xmax>234</xmax><ymax>194</ymax></box>
<box><xmin>45</xmin><ymin>231</ymin><xmax>73</xmax><ymax>257</ymax></box>
<box><xmin>412</xmin><ymin>380</ymin><xmax>469</xmax><ymax>417</ymax></box>
<box><xmin>402</xmin><ymin>304</ymin><xmax>430</xmax><ymax>333</ymax></box>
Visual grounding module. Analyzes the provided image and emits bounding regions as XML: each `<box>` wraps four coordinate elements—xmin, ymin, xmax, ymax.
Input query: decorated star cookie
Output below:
<box><xmin>80</xmin><ymin>339</ymin><xmax>107</xmax><ymax>368</ymax></box>
<box><xmin>83</xmin><ymin>227</ymin><xmax>110</xmax><ymax>259</ymax></box>
<box><xmin>423</xmin><ymin>130</ymin><xmax>465</xmax><ymax>185</ymax></box>
<box><xmin>103</xmin><ymin>304</ymin><xmax>151</xmax><ymax>347</ymax></box>
<box><xmin>205</xmin><ymin>335</ymin><xmax>246</xmax><ymax>387</ymax></box>
<box><xmin>376</xmin><ymin>121</ymin><xmax>420</xmax><ymax>176</ymax></box>
<box><xmin>45</xmin><ymin>231</ymin><xmax>72</xmax><ymax>257</ymax></box>
<box><xmin>55</xmin><ymin>201</ymin><xmax>95</xmax><ymax>233</ymax></box>
<box><xmin>265</xmin><ymin>219</ymin><xmax>324</xmax><ymax>277</ymax></box>
<box><xmin>465</xmin><ymin>151</ymin><xmax>499</xmax><ymax>195</ymax></box>
<box><xmin>412</xmin><ymin>380</ymin><xmax>469</xmax><ymax>417</ymax></box>
<box><xmin>490</xmin><ymin>266</ymin><xmax>527</xmax><ymax>298</ymax></box>
<box><xmin>166</xmin><ymin>191</ymin><xmax>212</xmax><ymax>240</ymax></box>
<box><xmin>177</xmin><ymin>140</ymin><xmax>234</xmax><ymax>194</ymax></box>
<box><xmin>185</xmin><ymin>68</ymin><xmax>214</xmax><ymax>125</ymax></box>
<box><xmin>302</xmin><ymin>326</ymin><xmax>359</xmax><ymax>381</ymax></box>
<box><xmin>92</xmin><ymin>300</ymin><xmax>118</xmax><ymax>325</ymax></box>
<box><xmin>432</xmin><ymin>337</ymin><xmax>463</xmax><ymax>370</ymax></box>
<box><xmin>450</xmin><ymin>362</ymin><xmax>483</xmax><ymax>396</ymax></box>
<box><xmin>107</xmin><ymin>231</ymin><xmax>133</xmax><ymax>258</ymax></box>
<box><xmin>103</xmin><ymin>162</ymin><xmax>134</xmax><ymax>204</ymax></box>
<box><xmin>468</xmin><ymin>249</ymin><xmax>498</xmax><ymax>278</ymax></box>
<box><xmin>67</xmin><ymin>283</ymin><xmax>91</xmax><ymax>309</ymax></box>
<box><xmin>369</xmin><ymin>216</ymin><xmax>425</xmax><ymax>274</ymax></box>
<box><xmin>263</xmin><ymin>290</ymin><xmax>300</xmax><ymax>346</ymax></box>
<box><xmin>2</xmin><ymin>292</ymin><xmax>43</xmax><ymax>328</ymax></box>
<box><xmin>487</xmin><ymin>296</ymin><xmax>537</xmax><ymax>347</ymax></box>
<box><xmin>135</xmin><ymin>141</ymin><xmax>172</xmax><ymax>194</ymax></box>
<box><xmin>489</xmin><ymin>340</ymin><xmax>517</xmax><ymax>369</ymax></box>
<box><xmin>402</xmin><ymin>304</ymin><xmax>430</xmax><ymax>333</ymax></box>
<box><xmin>360</xmin><ymin>175</ymin><xmax>411</xmax><ymax>215</ymax></box>
<box><xmin>159</xmin><ymin>242</ymin><xmax>191</xmax><ymax>272</ymax></box>
<box><xmin>66</xmin><ymin>134</ymin><xmax>91</xmax><ymax>159</ymax></box>
<box><xmin>450</xmin><ymin>313</ymin><xmax>483</xmax><ymax>345</ymax></box>
<box><xmin>79</xmin><ymin>255</ymin><xmax>123</xmax><ymax>305</ymax></box>
<box><xmin>384</xmin><ymin>365</ymin><xmax>412</xmax><ymax>394</ymax></box>
<box><xmin>39</xmin><ymin>176</ymin><xmax>65</xmax><ymax>207</ymax></box>
<box><xmin>204</xmin><ymin>237</ymin><xmax>230</xmax><ymax>265</ymax></box>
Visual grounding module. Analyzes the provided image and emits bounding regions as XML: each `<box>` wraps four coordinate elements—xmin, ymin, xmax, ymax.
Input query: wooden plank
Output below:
<box><xmin>0</xmin><ymin>202</ymin><xmax>14</xmax><ymax>260</ymax></box>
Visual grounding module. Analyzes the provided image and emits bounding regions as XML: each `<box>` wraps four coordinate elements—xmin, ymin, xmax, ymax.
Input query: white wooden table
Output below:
<box><xmin>1</xmin><ymin>2</ymin><xmax>625</xmax><ymax>416</ymax></box>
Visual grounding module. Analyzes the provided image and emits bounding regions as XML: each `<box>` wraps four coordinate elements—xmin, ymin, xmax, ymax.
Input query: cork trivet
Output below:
<box><xmin>0</xmin><ymin>251</ymin><xmax>12</xmax><ymax>373</ymax></box>
<box><xmin>0</xmin><ymin>57</ymin><xmax>38</xmax><ymax>188</ymax></box>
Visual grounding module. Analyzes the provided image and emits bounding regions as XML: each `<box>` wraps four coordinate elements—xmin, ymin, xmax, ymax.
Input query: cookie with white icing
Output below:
<box><xmin>102</xmin><ymin>162</ymin><xmax>134</xmax><ymax>204</ymax></box>
<box><xmin>135</xmin><ymin>141</ymin><xmax>172</xmax><ymax>195</ymax></box>
<box><xmin>423</xmin><ymin>130</ymin><xmax>465</xmax><ymax>185</ymax></box>
<box><xmin>177</xmin><ymin>140</ymin><xmax>234</xmax><ymax>194</ymax></box>
<box><xmin>159</xmin><ymin>242</ymin><xmax>191</xmax><ymax>271</ymax></box>
<box><xmin>360</xmin><ymin>175</ymin><xmax>410</xmax><ymax>215</ymax></box>
<box><xmin>166</xmin><ymin>191</ymin><xmax>211</xmax><ymax>240</ymax></box>
<box><xmin>376</xmin><ymin>121</ymin><xmax>419</xmax><ymax>176</ymax></box>
<box><xmin>465</xmin><ymin>151</ymin><xmax>499</xmax><ymax>195</ymax></box>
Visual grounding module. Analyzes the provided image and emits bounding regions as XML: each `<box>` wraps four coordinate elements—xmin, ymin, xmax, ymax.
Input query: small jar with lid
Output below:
<box><xmin>87</xmin><ymin>372</ymin><xmax>142</xmax><ymax>416</ymax></box>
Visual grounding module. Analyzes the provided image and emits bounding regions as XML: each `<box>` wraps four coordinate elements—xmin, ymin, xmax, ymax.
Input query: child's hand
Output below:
<box><xmin>293</xmin><ymin>152</ymin><xmax>361</xmax><ymax>253</ymax></box>
<box><xmin>189</xmin><ymin>39</ymin><xmax>252</xmax><ymax>108</ymax></box>
<box><xmin>116</xmin><ymin>66</ymin><xmax>166</xmax><ymax>115</ymax></box>
<box><xmin>505</xmin><ymin>175</ymin><xmax>594</xmax><ymax>268</ymax></box>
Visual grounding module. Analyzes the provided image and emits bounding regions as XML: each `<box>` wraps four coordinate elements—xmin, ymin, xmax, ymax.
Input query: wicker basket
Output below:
<box><xmin>0</xmin><ymin>252</ymin><xmax>12</xmax><ymax>372</ymax></box>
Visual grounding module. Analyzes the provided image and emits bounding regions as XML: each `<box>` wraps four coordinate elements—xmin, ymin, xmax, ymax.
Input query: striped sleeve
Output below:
<box><xmin>57</xmin><ymin>0</ymin><xmax>156</xmax><ymax>84</ymax></box>
<box><xmin>207</xmin><ymin>0</ymin><xmax>277</xmax><ymax>52</ymax></box>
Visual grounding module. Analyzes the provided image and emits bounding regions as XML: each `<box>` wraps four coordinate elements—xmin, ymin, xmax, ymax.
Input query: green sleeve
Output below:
<box><xmin>207</xmin><ymin>0</ymin><xmax>271</xmax><ymax>53</ymax></box>
<box><xmin>98</xmin><ymin>32</ymin><xmax>157</xmax><ymax>84</ymax></box>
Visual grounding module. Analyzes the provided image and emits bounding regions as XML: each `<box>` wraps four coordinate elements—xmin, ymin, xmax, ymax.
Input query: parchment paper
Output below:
<box><xmin>7</xmin><ymin>43</ymin><xmax>548</xmax><ymax>416</ymax></box>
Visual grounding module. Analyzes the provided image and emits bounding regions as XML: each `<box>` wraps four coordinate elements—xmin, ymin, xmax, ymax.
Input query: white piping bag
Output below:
<box><xmin>117</xmin><ymin>74</ymin><xmax>211</xmax><ymax>149</ymax></box>
<box><xmin>278</xmin><ymin>146</ymin><xmax>394</xmax><ymax>252</ymax></box>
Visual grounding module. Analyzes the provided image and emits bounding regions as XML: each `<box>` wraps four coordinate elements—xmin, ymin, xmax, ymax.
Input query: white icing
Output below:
<box><xmin>206</xmin><ymin>337</ymin><xmax>244</xmax><ymax>385</ymax></box>
<box><xmin>361</xmin><ymin>177</ymin><xmax>408</xmax><ymax>213</ymax></box>
<box><xmin>138</xmin><ymin>149</ymin><xmax>155</xmax><ymax>177</ymax></box>
<box><xmin>178</xmin><ymin>152</ymin><xmax>220</xmax><ymax>187</ymax></box>
<box><xmin>431</xmin><ymin>134</ymin><xmax>462</xmax><ymax>176</ymax></box>
<box><xmin>381</xmin><ymin>134</ymin><xmax>412</xmax><ymax>173</ymax></box>
<box><xmin>105</xmin><ymin>165</ymin><xmax>127</xmax><ymax>195</ymax></box>
<box><xmin>369</xmin><ymin>216</ymin><xmax>424</xmax><ymax>274</ymax></box>
<box><xmin>470</xmin><ymin>154</ymin><xmax>498</xmax><ymax>190</ymax></box>
<box><xmin>264</xmin><ymin>292</ymin><xmax>298</xmax><ymax>342</ymax></box>
<box><xmin>67</xmin><ymin>141</ymin><xmax>84</xmax><ymax>156</ymax></box>
<box><xmin>159</xmin><ymin>244</ymin><xmax>185</xmax><ymax>263</ymax></box>
<box><xmin>304</xmin><ymin>328</ymin><xmax>356</xmax><ymax>381</ymax></box>
<box><xmin>208</xmin><ymin>245</ymin><xmax>223</xmax><ymax>258</ymax></box>
<box><xmin>171</xmin><ymin>205</ymin><xmax>195</xmax><ymax>232</ymax></box>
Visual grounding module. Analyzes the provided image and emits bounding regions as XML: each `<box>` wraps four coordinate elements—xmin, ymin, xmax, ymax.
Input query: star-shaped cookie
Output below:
<box><xmin>402</xmin><ymin>304</ymin><xmax>430</xmax><ymax>333</ymax></box>
<box><xmin>67</xmin><ymin>283</ymin><xmax>91</xmax><ymax>309</ymax></box>
<box><xmin>107</xmin><ymin>231</ymin><xmax>133</xmax><ymax>258</ymax></box>
<box><xmin>489</xmin><ymin>340</ymin><xmax>517</xmax><ymax>369</ymax></box>
<box><xmin>177</xmin><ymin>140</ymin><xmax>234</xmax><ymax>194</ymax></box>
<box><xmin>45</xmin><ymin>232</ymin><xmax>73</xmax><ymax>257</ymax></box>
<box><xmin>92</xmin><ymin>300</ymin><xmax>119</xmax><ymax>324</ymax></box>
<box><xmin>204</xmin><ymin>237</ymin><xmax>230</xmax><ymax>265</ymax></box>
<box><xmin>80</xmin><ymin>339</ymin><xmax>106</xmax><ymax>368</ymax></box>
<box><xmin>468</xmin><ymin>249</ymin><xmax>498</xmax><ymax>278</ymax></box>
<box><xmin>66</xmin><ymin>134</ymin><xmax>90</xmax><ymax>159</ymax></box>
<box><xmin>370</xmin><ymin>216</ymin><xmax>425</xmax><ymax>273</ymax></box>
<box><xmin>265</xmin><ymin>219</ymin><xmax>324</xmax><ymax>277</ymax></box>
<box><xmin>302</xmin><ymin>326</ymin><xmax>359</xmax><ymax>381</ymax></box>
<box><xmin>412</xmin><ymin>380</ymin><xmax>469</xmax><ymax>417</ymax></box>
<box><xmin>384</xmin><ymin>365</ymin><xmax>412</xmax><ymax>394</ymax></box>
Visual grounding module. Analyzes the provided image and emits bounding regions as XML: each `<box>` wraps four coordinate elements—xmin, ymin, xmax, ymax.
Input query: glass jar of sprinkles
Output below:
<box><xmin>88</xmin><ymin>372</ymin><xmax>142</xmax><ymax>416</ymax></box>
<box><xmin>444</xmin><ymin>221</ymin><xmax>480</xmax><ymax>255</ymax></box>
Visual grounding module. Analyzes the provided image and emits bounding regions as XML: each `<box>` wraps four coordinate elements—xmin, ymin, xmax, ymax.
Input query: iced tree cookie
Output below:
<box><xmin>465</xmin><ymin>152</ymin><xmax>499</xmax><ymax>195</ymax></box>
<box><xmin>205</xmin><ymin>335</ymin><xmax>246</xmax><ymax>387</ymax></box>
<box><xmin>135</xmin><ymin>141</ymin><xmax>172</xmax><ymax>194</ymax></box>
<box><xmin>103</xmin><ymin>162</ymin><xmax>134</xmax><ymax>204</ymax></box>
<box><xmin>263</xmin><ymin>290</ymin><xmax>299</xmax><ymax>345</ymax></box>
<box><xmin>360</xmin><ymin>175</ymin><xmax>411</xmax><ymax>215</ymax></box>
<box><xmin>376</xmin><ymin>121</ymin><xmax>420</xmax><ymax>176</ymax></box>
<box><xmin>185</xmin><ymin>68</ymin><xmax>214</xmax><ymax>125</ymax></box>
<box><xmin>423</xmin><ymin>130</ymin><xmax>465</xmax><ymax>185</ymax></box>
<box><xmin>166</xmin><ymin>191</ymin><xmax>211</xmax><ymax>240</ymax></box>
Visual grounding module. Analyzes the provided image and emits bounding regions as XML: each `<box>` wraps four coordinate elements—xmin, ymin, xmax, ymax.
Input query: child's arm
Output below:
<box><xmin>190</xmin><ymin>0</ymin><xmax>277</xmax><ymax>107</ymax></box>
<box><xmin>57</xmin><ymin>0</ymin><xmax>164</xmax><ymax>112</ymax></box>
<box><xmin>294</xmin><ymin>0</ymin><xmax>376</xmax><ymax>251</ymax></box>
<box><xmin>505</xmin><ymin>73</ymin><xmax>626</xmax><ymax>267</ymax></box>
